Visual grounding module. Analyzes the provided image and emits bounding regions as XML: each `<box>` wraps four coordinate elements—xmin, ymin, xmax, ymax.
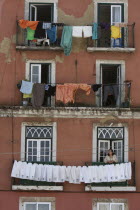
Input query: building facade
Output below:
<box><xmin>0</xmin><ymin>0</ymin><xmax>140</xmax><ymax>209</ymax></box>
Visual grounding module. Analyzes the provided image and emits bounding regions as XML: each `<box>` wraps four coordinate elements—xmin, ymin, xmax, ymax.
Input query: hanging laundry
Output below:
<box><xmin>11</xmin><ymin>161</ymin><xmax>132</xmax><ymax>183</ymax></box>
<box><xmin>115</xmin><ymin>23</ymin><xmax>127</xmax><ymax>28</ymax></box>
<box><xmin>19</xmin><ymin>20</ymin><xmax>39</xmax><ymax>30</ymax></box>
<box><xmin>45</xmin><ymin>84</ymin><xmax>50</xmax><ymax>91</ymax></box>
<box><xmin>23</xmin><ymin>93</ymin><xmax>32</xmax><ymax>99</ymax></box>
<box><xmin>72</xmin><ymin>26</ymin><xmax>92</xmax><ymax>38</ymax></box>
<box><xmin>26</xmin><ymin>27</ymin><xmax>35</xmax><ymax>40</ymax></box>
<box><xmin>100</xmin><ymin>23</ymin><xmax>110</xmax><ymax>30</ymax></box>
<box><xmin>92</xmin><ymin>23</ymin><xmax>98</xmax><ymax>40</ymax></box>
<box><xmin>60</xmin><ymin>26</ymin><xmax>73</xmax><ymax>56</ymax></box>
<box><xmin>111</xmin><ymin>26</ymin><xmax>121</xmax><ymax>39</ymax></box>
<box><xmin>46</xmin><ymin>26</ymin><xmax>57</xmax><ymax>43</ymax></box>
<box><xmin>46</xmin><ymin>85</ymin><xmax>56</xmax><ymax>96</ymax></box>
<box><xmin>20</xmin><ymin>80</ymin><xmax>33</xmax><ymax>95</ymax></box>
<box><xmin>56</xmin><ymin>84</ymin><xmax>91</xmax><ymax>104</ymax></box>
<box><xmin>32</xmin><ymin>83</ymin><xmax>45</xmax><ymax>108</ymax></box>
<box><xmin>43</xmin><ymin>22</ymin><xmax>51</xmax><ymax>29</ymax></box>
<box><xmin>34</xmin><ymin>22</ymin><xmax>46</xmax><ymax>39</ymax></box>
<box><xmin>92</xmin><ymin>84</ymin><xmax>102</xmax><ymax>92</ymax></box>
<box><xmin>103</xmin><ymin>85</ymin><xmax>119</xmax><ymax>104</ymax></box>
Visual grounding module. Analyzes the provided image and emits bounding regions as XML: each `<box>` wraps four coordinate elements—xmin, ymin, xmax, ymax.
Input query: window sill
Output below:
<box><xmin>85</xmin><ymin>186</ymin><xmax>136</xmax><ymax>192</ymax></box>
<box><xmin>12</xmin><ymin>185</ymin><xmax>63</xmax><ymax>191</ymax></box>
<box><xmin>87</xmin><ymin>47</ymin><xmax>136</xmax><ymax>53</ymax></box>
<box><xmin>16</xmin><ymin>46</ymin><xmax>63</xmax><ymax>51</ymax></box>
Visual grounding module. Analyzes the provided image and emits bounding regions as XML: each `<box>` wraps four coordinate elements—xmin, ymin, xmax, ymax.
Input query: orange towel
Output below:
<box><xmin>19</xmin><ymin>20</ymin><xmax>39</xmax><ymax>30</ymax></box>
<box><xmin>56</xmin><ymin>84</ymin><xmax>91</xmax><ymax>104</ymax></box>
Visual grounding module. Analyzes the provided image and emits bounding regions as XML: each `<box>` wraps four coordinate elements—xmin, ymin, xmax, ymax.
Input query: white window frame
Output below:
<box><xmin>30</xmin><ymin>5</ymin><xmax>37</xmax><ymax>21</ymax></box>
<box><xmin>93</xmin><ymin>0</ymin><xmax>128</xmax><ymax>23</ymax></box>
<box><xmin>97</xmin><ymin>202</ymin><xmax>124</xmax><ymax>210</ymax></box>
<box><xmin>21</xmin><ymin>122</ymin><xmax>57</xmax><ymax>162</ymax></box>
<box><xmin>26</xmin><ymin>60</ymin><xmax>56</xmax><ymax>85</ymax></box>
<box><xmin>111</xmin><ymin>5</ymin><xmax>122</xmax><ymax>25</ymax></box>
<box><xmin>112</xmin><ymin>140</ymin><xmax>123</xmax><ymax>162</ymax></box>
<box><xmin>92</xmin><ymin>123</ymin><xmax>129</xmax><ymax>162</ymax></box>
<box><xmin>30</xmin><ymin>64</ymin><xmax>41</xmax><ymax>83</ymax></box>
<box><xmin>25</xmin><ymin>0</ymin><xmax>58</xmax><ymax>22</ymax></box>
<box><xmin>98</xmin><ymin>140</ymin><xmax>110</xmax><ymax>161</ymax></box>
<box><xmin>24</xmin><ymin>202</ymin><xmax>51</xmax><ymax>210</ymax></box>
<box><xmin>96</xmin><ymin>60</ymin><xmax>125</xmax><ymax>107</ymax></box>
<box><xmin>26</xmin><ymin>139</ymin><xmax>51</xmax><ymax>162</ymax></box>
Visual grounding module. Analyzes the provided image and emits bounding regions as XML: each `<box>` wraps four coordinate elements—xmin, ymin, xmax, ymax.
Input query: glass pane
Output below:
<box><xmin>41</xmin><ymin>141</ymin><xmax>44</xmax><ymax>147</ymax></box>
<box><xmin>28</xmin><ymin>156</ymin><xmax>32</xmax><ymax>162</ymax></box>
<box><xmin>33</xmin><ymin>156</ymin><xmax>37</xmax><ymax>161</ymax></box>
<box><xmin>45</xmin><ymin>156</ymin><xmax>49</xmax><ymax>162</ymax></box>
<box><xmin>33</xmin><ymin>148</ymin><xmax>37</xmax><ymax>155</ymax></box>
<box><xmin>25</xmin><ymin>204</ymin><xmax>36</xmax><ymax>210</ymax></box>
<box><xmin>112</xmin><ymin>7</ymin><xmax>121</xmax><ymax>23</ymax></box>
<box><xmin>111</xmin><ymin>204</ymin><xmax>123</xmax><ymax>210</ymax></box>
<box><xmin>45</xmin><ymin>141</ymin><xmax>49</xmax><ymax>147</ymax></box>
<box><xmin>32</xmin><ymin>66</ymin><xmax>39</xmax><ymax>74</ymax></box>
<box><xmin>40</xmin><ymin>156</ymin><xmax>45</xmax><ymax>162</ymax></box>
<box><xmin>98</xmin><ymin>203</ymin><xmax>110</xmax><ymax>210</ymax></box>
<box><xmin>28</xmin><ymin>141</ymin><xmax>32</xmax><ymax>147</ymax></box>
<box><xmin>45</xmin><ymin>148</ymin><xmax>49</xmax><ymax>155</ymax></box>
<box><xmin>28</xmin><ymin>148</ymin><xmax>32</xmax><ymax>153</ymax></box>
<box><xmin>38</xmin><ymin>204</ymin><xmax>50</xmax><ymax>210</ymax></box>
<box><xmin>33</xmin><ymin>141</ymin><xmax>37</xmax><ymax>147</ymax></box>
<box><xmin>32</xmin><ymin>75</ymin><xmax>39</xmax><ymax>83</ymax></box>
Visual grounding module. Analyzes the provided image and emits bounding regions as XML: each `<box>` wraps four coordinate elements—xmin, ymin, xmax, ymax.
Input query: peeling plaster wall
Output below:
<box><xmin>0</xmin><ymin>0</ymin><xmax>140</xmax><ymax>107</ymax></box>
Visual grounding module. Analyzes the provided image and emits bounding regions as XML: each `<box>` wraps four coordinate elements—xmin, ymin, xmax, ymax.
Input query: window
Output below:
<box><xmin>97</xmin><ymin>127</ymin><xmax>124</xmax><ymax>162</ymax></box>
<box><xmin>30</xmin><ymin>63</ymin><xmax>52</xmax><ymax>106</ymax></box>
<box><xmin>24</xmin><ymin>202</ymin><xmax>51</xmax><ymax>210</ymax></box>
<box><xmin>25</xmin><ymin>126</ymin><xmax>53</xmax><ymax>162</ymax></box>
<box><xmin>97</xmin><ymin>3</ymin><xmax>124</xmax><ymax>47</ymax></box>
<box><xmin>97</xmin><ymin>202</ymin><xmax>124</xmax><ymax>210</ymax></box>
<box><xmin>29</xmin><ymin>3</ymin><xmax>54</xmax><ymax>21</ymax></box>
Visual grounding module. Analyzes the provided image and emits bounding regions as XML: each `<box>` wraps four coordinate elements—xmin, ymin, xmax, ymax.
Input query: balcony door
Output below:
<box><xmin>100</xmin><ymin>64</ymin><xmax>121</xmax><ymax>107</ymax></box>
<box><xmin>98</xmin><ymin>3</ymin><xmax>124</xmax><ymax>47</ymax></box>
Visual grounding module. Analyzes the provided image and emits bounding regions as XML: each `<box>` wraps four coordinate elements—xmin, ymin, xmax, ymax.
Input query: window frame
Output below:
<box><xmin>24</xmin><ymin>202</ymin><xmax>51</xmax><ymax>210</ymax></box>
<box><xmin>29</xmin><ymin>3</ymin><xmax>54</xmax><ymax>21</ymax></box>
<box><xmin>97</xmin><ymin>202</ymin><xmax>124</xmax><ymax>210</ymax></box>
<box><xmin>97</xmin><ymin>127</ymin><xmax>124</xmax><ymax>162</ymax></box>
<box><xmin>26</xmin><ymin>138</ymin><xmax>52</xmax><ymax>162</ymax></box>
<box><xmin>30</xmin><ymin>64</ymin><xmax>41</xmax><ymax>83</ymax></box>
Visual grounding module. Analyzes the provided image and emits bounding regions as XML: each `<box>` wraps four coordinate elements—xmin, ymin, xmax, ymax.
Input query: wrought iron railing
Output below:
<box><xmin>12</xmin><ymin>161</ymin><xmax>63</xmax><ymax>186</ymax></box>
<box><xmin>85</xmin><ymin>161</ymin><xmax>135</xmax><ymax>187</ymax></box>
<box><xmin>87</xmin><ymin>23</ymin><xmax>135</xmax><ymax>49</ymax></box>
<box><xmin>22</xmin><ymin>83</ymin><xmax>131</xmax><ymax>108</ymax></box>
<box><xmin>16</xmin><ymin>22</ymin><xmax>63</xmax><ymax>48</ymax></box>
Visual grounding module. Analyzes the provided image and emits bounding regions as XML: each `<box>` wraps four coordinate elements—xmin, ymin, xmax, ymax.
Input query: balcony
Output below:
<box><xmin>87</xmin><ymin>23</ymin><xmax>135</xmax><ymax>53</ymax></box>
<box><xmin>85</xmin><ymin>162</ymin><xmax>136</xmax><ymax>192</ymax></box>
<box><xmin>12</xmin><ymin>161</ymin><xmax>63</xmax><ymax>191</ymax></box>
<box><xmin>21</xmin><ymin>82</ymin><xmax>131</xmax><ymax>109</ymax></box>
<box><xmin>16</xmin><ymin>22</ymin><xmax>63</xmax><ymax>51</ymax></box>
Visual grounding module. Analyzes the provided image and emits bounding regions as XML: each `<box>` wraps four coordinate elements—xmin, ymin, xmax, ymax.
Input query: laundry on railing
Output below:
<box><xmin>11</xmin><ymin>161</ymin><xmax>132</xmax><ymax>184</ymax></box>
<box><xmin>56</xmin><ymin>83</ymin><xmax>91</xmax><ymax>104</ymax></box>
<box><xmin>20</xmin><ymin>80</ymin><xmax>33</xmax><ymax>95</ymax></box>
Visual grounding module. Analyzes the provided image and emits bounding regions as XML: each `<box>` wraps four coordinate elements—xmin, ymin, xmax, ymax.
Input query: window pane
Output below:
<box><xmin>112</xmin><ymin>7</ymin><xmax>121</xmax><ymax>23</ymax></box>
<box><xmin>28</xmin><ymin>141</ymin><xmax>32</xmax><ymax>147</ymax></box>
<box><xmin>40</xmin><ymin>156</ymin><xmax>45</xmax><ymax>162</ymax></box>
<box><xmin>25</xmin><ymin>204</ymin><xmax>36</xmax><ymax>210</ymax></box>
<box><xmin>33</xmin><ymin>156</ymin><xmax>37</xmax><ymax>161</ymax></box>
<box><xmin>111</xmin><ymin>204</ymin><xmax>123</xmax><ymax>210</ymax></box>
<box><xmin>33</xmin><ymin>141</ymin><xmax>37</xmax><ymax>147</ymax></box>
<box><xmin>33</xmin><ymin>148</ymin><xmax>37</xmax><ymax>155</ymax></box>
<box><xmin>28</xmin><ymin>156</ymin><xmax>32</xmax><ymax>162</ymax></box>
<box><xmin>45</xmin><ymin>156</ymin><xmax>50</xmax><ymax>162</ymax></box>
<box><xmin>45</xmin><ymin>141</ymin><xmax>49</xmax><ymax>147</ymax></box>
<box><xmin>38</xmin><ymin>204</ymin><xmax>50</xmax><ymax>210</ymax></box>
<box><xmin>32</xmin><ymin>66</ymin><xmax>39</xmax><ymax>74</ymax></box>
<box><xmin>32</xmin><ymin>75</ymin><xmax>39</xmax><ymax>83</ymax></box>
<box><xmin>41</xmin><ymin>141</ymin><xmax>44</xmax><ymax>147</ymax></box>
<box><xmin>98</xmin><ymin>203</ymin><xmax>110</xmax><ymax>210</ymax></box>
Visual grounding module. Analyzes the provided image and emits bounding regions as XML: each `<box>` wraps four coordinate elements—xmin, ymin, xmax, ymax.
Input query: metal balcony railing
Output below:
<box><xmin>22</xmin><ymin>82</ymin><xmax>131</xmax><ymax>108</ymax></box>
<box><xmin>12</xmin><ymin>161</ymin><xmax>63</xmax><ymax>186</ymax></box>
<box><xmin>87</xmin><ymin>23</ymin><xmax>135</xmax><ymax>49</ymax></box>
<box><xmin>85</xmin><ymin>161</ymin><xmax>135</xmax><ymax>187</ymax></box>
<box><xmin>16</xmin><ymin>22</ymin><xmax>63</xmax><ymax>49</ymax></box>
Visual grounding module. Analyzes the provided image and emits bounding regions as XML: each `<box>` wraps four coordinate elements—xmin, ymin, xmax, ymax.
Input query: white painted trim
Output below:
<box><xmin>25</xmin><ymin>0</ymin><xmax>58</xmax><ymax>22</ymax></box>
<box><xmin>92</xmin><ymin>123</ymin><xmax>128</xmax><ymax>162</ymax></box>
<box><xmin>95</xmin><ymin>60</ymin><xmax>125</xmax><ymax>107</ymax></box>
<box><xmin>85</xmin><ymin>186</ymin><xmax>136</xmax><ymax>191</ymax></box>
<box><xmin>87</xmin><ymin>47</ymin><xmax>135</xmax><ymax>52</ymax></box>
<box><xmin>12</xmin><ymin>185</ymin><xmax>63</xmax><ymax>191</ymax></box>
<box><xmin>25</xmin><ymin>59</ymin><xmax>56</xmax><ymax>84</ymax></box>
<box><xmin>21</xmin><ymin>122</ymin><xmax>57</xmax><ymax>162</ymax></box>
<box><xmin>93</xmin><ymin>0</ymin><xmax>128</xmax><ymax>23</ymax></box>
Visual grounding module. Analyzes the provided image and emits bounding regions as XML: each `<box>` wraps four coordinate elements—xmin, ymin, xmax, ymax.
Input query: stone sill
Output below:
<box><xmin>12</xmin><ymin>185</ymin><xmax>63</xmax><ymax>191</ymax></box>
<box><xmin>16</xmin><ymin>46</ymin><xmax>63</xmax><ymax>51</ymax></box>
<box><xmin>85</xmin><ymin>186</ymin><xmax>136</xmax><ymax>192</ymax></box>
<box><xmin>87</xmin><ymin>47</ymin><xmax>135</xmax><ymax>53</ymax></box>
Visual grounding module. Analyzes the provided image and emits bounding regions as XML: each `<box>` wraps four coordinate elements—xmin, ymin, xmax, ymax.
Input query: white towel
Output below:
<box><xmin>11</xmin><ymin>160</ymin><xmax>22</xmax><ymax>178</ymax></box>
<box><xmin>25</xmin><ymin>163</ymin><xmax>32</xmax><ymax>179</ymax></box>
<box><xmin>52</xmin><ymin>165</ymin><xmax>60</xmax><ymax>182</ymax></box>
<box><xmin>65</xmin><ymin>166</ymin><xmax>71</xmax><ymax>181</ymax></box>
<box><xmin>19</xmin><ymin>162</ymin><xmax>27</xmax><ymax>179</ymax></box>
<box><xmin>59</xmin><ymin>166</ymin><xmax>66</xmax><ymax>182</ymax></box>
<box><xmin>82</xmin><ymin>26</ymin><xmax>92</xmax><ymax>37</ymax></box>
<box><xmin>20</xmin><ymin>80</ymin><xmax>33</xmax><ymax>94</ymax></box>
<box><xmin>72</xmin><ymin>26</ymin><xmax>83</xmax><ymax>37</ymax></box>
<box><xmin>29</xmin><ymin>163</ymin><xmax>37</xmax><ymax>180</ymax></box>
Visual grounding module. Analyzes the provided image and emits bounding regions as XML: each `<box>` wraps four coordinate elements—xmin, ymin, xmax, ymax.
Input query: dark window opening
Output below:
<box><xmin>101</xmin><ymin>64</ymin><xmax>121</xmax><ymax>107</ymax></box>
<box><xmin>30</xmin><ymin>4</ymin><xmax>54</xmax><ymax>22</ymax></box>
